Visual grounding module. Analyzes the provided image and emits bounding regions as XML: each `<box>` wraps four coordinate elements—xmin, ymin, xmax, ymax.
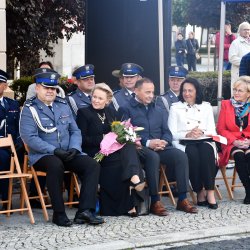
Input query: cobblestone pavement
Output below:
<box><xmin>1</xmin><ymin>170</ymin><xmax>250</xmax><ymax>250</ymax></box>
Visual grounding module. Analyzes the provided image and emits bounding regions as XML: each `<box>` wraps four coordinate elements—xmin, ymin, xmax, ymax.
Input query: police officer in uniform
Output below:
<box><xmin>0</xmin><ymin>69</ymin><xmax>23</xmax><ymax>209</ymax></box>
<box><xmin>20</xmin><ymin>71</ymin><xmax>104</xmax><ymax>227</ymax></box>
<box><xmin>66</xmin><ymin>64</ymin><xmax>95</xmax><ymax>119</ymax></box>
<box><xmin>111</xmin><ymin>63</ymin><xmax>143</xmax><ymax>111</ymax></box>
<box><xmin>156</xmin><ymin>66</ymin><xmax>188</xmax><ymax>112</ymax></box>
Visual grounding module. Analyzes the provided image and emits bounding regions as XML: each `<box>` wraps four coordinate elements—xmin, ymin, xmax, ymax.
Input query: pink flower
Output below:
<box><xmin>99</xmin><ymin>132</ymin><xmax>125</xmax><ymax>156</ymax></box>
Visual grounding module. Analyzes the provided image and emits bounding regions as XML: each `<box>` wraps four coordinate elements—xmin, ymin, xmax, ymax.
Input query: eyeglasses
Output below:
<box><xmin>232</xmin><ymin>88</ymin><xmax>247</xmax><ymax>94</ymax></box>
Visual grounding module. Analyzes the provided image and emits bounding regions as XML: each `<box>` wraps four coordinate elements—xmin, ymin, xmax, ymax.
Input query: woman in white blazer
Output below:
<box><xmin>168</xmin><ymin>78</ymin><xmax>218</xmax><ymax>209</ymax></box>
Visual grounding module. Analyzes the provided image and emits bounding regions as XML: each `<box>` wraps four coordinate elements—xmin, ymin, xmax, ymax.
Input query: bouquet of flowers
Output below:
<box><xmin>94</xmin><ymin>119</ymin><xmax>143</xmax><ymax>162</ymax></box>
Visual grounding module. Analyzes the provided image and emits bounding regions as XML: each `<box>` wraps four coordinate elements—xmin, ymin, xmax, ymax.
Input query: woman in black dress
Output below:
<box><xmin>76</xmin><ymin>83</ymin><xmax>145</xmax><ymax>216</ymax></box>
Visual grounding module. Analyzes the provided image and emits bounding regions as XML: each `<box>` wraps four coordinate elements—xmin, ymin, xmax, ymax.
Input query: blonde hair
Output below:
<box><xmin>92</xmin><ymin>83</ymin><xmax>113</xmax><ymax>102</ymax></box>
<box><xmin>233</xmin><ymin>76</ymin><xmax>250</xmax><ymax>93</ymax></box>
<box><xmin>238</xmin><ymin>22</ymin><xmax>250</xmax><ymax>33</ymax></box>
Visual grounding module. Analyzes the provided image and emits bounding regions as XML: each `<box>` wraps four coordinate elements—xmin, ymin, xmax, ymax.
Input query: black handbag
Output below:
<box><xmin>180</xmin><ymin>137</ymin><xmax>213</xmax><ymax>146</ymax></box>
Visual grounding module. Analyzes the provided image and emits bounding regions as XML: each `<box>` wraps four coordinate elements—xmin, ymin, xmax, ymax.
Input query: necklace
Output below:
<box><xmin>97</xmin><ymin>113</ymin><xmax>106</xmax><ymax>124</ymax></box>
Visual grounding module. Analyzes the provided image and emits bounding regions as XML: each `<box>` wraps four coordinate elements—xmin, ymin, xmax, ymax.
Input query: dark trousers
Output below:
<box><xmin>186</xmin><ymin>54</ymin><xmax>197</xmax><ymax>71</ymax></box>
<box><xmin>138</xmin><ymin>146</ymin><xmax>160</xmax><ymax>196</ymax></box>
<box><xmin>233</xmin><ymin>151</ymin><xmax>250</xmax><ymax>188</ymax></box>
<box><xmin>176</xmin><ymin>54</ymin><xmax>185</xmax><ymax>67</ymax></box>
<box><xmin>158</xmin><ymin>148</ymin><xmax>189</xmax><ymax>194</ymax></box>
<box><xmin>33</xmin><ymin>155</ymin><xmax>100</xmax><ymax>213</ymax></box>
<box><xmin>0</xmin><ymin>149</ymin><xmax>11</xmax><ymax>201</ymax></box>
<box><xmin>185</xmin><ymin>143</ymin><xmax>216</xmax><ymax>192</ymax></box>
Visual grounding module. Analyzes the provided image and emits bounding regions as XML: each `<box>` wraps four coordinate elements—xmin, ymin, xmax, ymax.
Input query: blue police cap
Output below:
<box><xmin>0</xmin><ymin>69</ymin><xmax>9</xmax><ymax>83</ymax></box>
<box><xmin>119</xmin><ymin>63</ymin><xmax>144</xmax><ymax>77</ymax></box>
<box><xmin>34</xmin><ymin>71</ymin><xmax>61</xmax><ymax>88</ymax></box>
<box><xmin>169</xmin><ymin>66</ymin><xmax>188</xmax><ymax>79</ymax></box>
<box><xmin>72</xmin><ymin>64</ymin><xmax>95</xmax><ymax>80</ymax></box>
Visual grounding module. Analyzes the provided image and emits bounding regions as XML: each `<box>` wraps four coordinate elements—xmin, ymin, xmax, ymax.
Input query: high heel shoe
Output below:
<box><xmin>130</xmin><ymin>180</ymin><xmax>145</xmax><ymax>192</ymax></box>
<box><xmin>208</xmin><ymin>202</ymin><xmax>218</xmax><ymax>209</ymax></box>
<box><xmin>197</xmin><ymin>200</ymin><xmax>208</xmax><ymax>207</ymax></box>
<box><xmin>125</xmin><ymin>211</ymin><xmax>138</xmax><ymax>217</ymax></box>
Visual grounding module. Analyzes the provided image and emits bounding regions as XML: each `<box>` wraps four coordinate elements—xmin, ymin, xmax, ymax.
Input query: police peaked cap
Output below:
<box><xmin>169</xmin><ymin>66</ymin><xmax>188</xmax><ymax>79</ymax></box>
<box><xmin>119</xmin><ymin>63</ymin><xmax>144</xmax><ymax>77</ymax></box>
<box><xmin>34</xmin><ymin>71</ymin><xmax>61</xmax><ymax>88</ymax></box>
<box><xmin>73</xmin><ymin>64</ymin><xmax>95</xmax><ymax>80</ymax></box>
<box><xmin>0</xmin><ymin>69</ymin><xmax>9</xmax><ymax>83</ymax></box>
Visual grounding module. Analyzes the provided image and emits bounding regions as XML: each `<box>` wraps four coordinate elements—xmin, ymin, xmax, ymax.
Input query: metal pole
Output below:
<box><xmin>163</xmin><ymin>0</ymin><xmax>172</xmax><ymax>92</ymax></box>
<box><xmin>0</xmin><ymin>0</ymin><xmax>7</xmax><ymax>70</ymax></box>
<box><xmin>217</xmin><ymin>0</ymin><xmax>226</xmax><ymax>112</ymax></box>
<box><xmin>158</xmin><ymin>0</ymin><xmax>165</xmax><ymax>94</ymax></box>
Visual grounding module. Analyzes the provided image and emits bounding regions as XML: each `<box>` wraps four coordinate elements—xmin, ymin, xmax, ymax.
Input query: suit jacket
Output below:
<box><xmin>110</xmin><ymin>88</ymin><xmax>133</xmax><ymax>110</ymax></box>
<box><xmin>217</xmin><ymin>100</ymin><xmax>250</xmax><ymax>166</ymax></box>
<box><xmin>168</xmin><ymin>101</ymin><xmax>216</xmax><ymax>152</ymax></box>
<box><xmin>0</xmin><ymin>97</ymin><xmax>20</xmax><ymax>144</ymax></box>
<box><xmin>76</xmin><ymin>105</ymin><xmax>120</xmax><ymax>157</ymax></box>
<box><xmin>119</xmin><ymin>98</ymin><xmax>173</xmax><ymax>148</ymax></box>
<box><xmin>20</xmin><ymin>97</ymin><xmax>82</xmax><ymax>165</ymax></box>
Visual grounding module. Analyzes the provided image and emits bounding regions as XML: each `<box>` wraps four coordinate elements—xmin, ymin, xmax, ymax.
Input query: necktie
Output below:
<box><xmin>48</xmin><ymin>105</ymin><xmax>54</xmax><ymax>114</ymax></box>
<box><xmin>87</xmin><ymin>95</ymin><xmax>91</xmax><ymax>101</ymax></box>
<box><xmin>131</xmin><ymin>93</ymin><xmax>136</xmax><ymax>98</ymax></box>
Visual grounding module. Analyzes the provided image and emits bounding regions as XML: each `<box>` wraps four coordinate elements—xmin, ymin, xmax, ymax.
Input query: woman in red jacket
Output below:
<box><xmin>217</xmin><ymin>76</ymin><xmax>250</xmax><ymax>204</ymax></box>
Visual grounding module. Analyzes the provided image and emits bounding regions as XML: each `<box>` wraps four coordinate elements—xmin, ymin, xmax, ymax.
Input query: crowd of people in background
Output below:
<box><xmin>1</xmin><ymin>20</ymin><xmax>250</xmax><ymax>228</ymax></box>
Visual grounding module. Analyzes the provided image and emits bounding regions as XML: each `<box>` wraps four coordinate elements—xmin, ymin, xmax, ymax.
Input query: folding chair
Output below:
<box><xmin>0</xmin><ymin>134</ymin><xmax>34</xmax><ymax>224</ymax></box>
<box><xmin>22</xmin><ymin>145</ymin><xmax>80</xmax><ymax>221</ymax></box>
<box><xmin>158</xmin><ymin>164</ymin><xmax>196</xmax><ymax>205</ymax></box>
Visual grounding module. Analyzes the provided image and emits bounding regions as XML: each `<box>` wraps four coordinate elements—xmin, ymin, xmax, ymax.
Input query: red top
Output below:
<box><xmin>217</xmin><ymin>100</ymin><xmax>250</xmax><ymax>166</ymax></box>
<box><xmin>215</xmin><ymin>32</ymin><xmax>236</xmax><ymax>61</ymax></box>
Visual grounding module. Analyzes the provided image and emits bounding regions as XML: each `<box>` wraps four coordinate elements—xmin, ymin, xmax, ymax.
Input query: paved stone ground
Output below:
<box><xmin>1</xmin><ymin>169</ymin><xmax>250</xmax><ymax>250</ymax></box>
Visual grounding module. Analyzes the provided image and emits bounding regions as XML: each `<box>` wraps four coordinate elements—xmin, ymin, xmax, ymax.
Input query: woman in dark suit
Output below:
<box><xmin>217</xmin><ymin>76</ymin><xmax>250</xmax><ymax>204</ymax></box>
<box><xmin>76</xmin><ymin>83</ymin><xmax>144</xmax><ymax>216</ymax></box>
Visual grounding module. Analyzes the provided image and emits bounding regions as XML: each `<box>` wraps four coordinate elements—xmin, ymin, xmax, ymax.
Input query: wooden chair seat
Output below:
<box><xmin>22</xmin><ymin>146</ymin><xmax>80</xmax><ymax>221</ymax></box>
<box><xmin>0</xmin><ymin>135</ymin><xmax>34</xmax><ymax>224</ymax></box>
<box><xmin>158</xmin><ymin>164</ymin><xmax>196</xmax><ymax>205</ymax></box>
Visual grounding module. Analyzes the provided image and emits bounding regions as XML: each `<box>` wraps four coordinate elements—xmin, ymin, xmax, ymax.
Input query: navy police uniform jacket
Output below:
<box><xmin>119</xmin><ymin>98</ymin><xmax>173</xmax><ymax>148</ymax></box>
<box><xmin>66</xmin><ymin>88</ymin><xmax>91</xmax><ymax>118</ymax></box>
<box><xmin>20</xmin><ymin>97</ymin><xmax>83</xmax><ymax>166</ymax></box>
<box><xmin>0</xmin><ymin>97</ymin><xmax>20</xmax><ymax>143</ymax></box>
<box><xmin>110</xmin><ymin>88</ymin><xmax>133</xmax><ymax>110</ymax></box>
<box><xmin>155</xmin><ymin>89</ymin><xmax>179</xmax><ymax>112</ymax></box>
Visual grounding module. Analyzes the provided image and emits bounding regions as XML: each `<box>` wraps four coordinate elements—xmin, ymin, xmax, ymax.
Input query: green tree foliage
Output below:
<box><xmin>173</xmin><ymin>0</ymin><xmax>250</xmax><ymax>30</ymax></box>
<box><xmin>6</xmin><ymin>0</ymin><xmax>85</xmax><ymax>74</ymax></box>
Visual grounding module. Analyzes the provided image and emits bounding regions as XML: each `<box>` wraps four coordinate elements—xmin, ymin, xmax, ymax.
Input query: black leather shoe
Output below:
<box><xmin>243</xmin><ymin>196</ymin><xmax>250</xmax><ymax>204</ymax></box>
<box><xmin>197</xmin><ymin>200</ymin><xmax>208</xmax><ymax>207</ymax></box>
<box><xmin>52</xmin><ymin>213</ymin><xmax>72</xmax><ymax>227</ymax></box>
<box><xmin>74</xmin><ymin>210</ymin><xmax>104</xmax><ymax>225</ymax></box>
<box><xmin>208</xmin><ymin>202</ymin><xmax>218</xmax><ymax>209</ymax></box>
<box><xmin>125</xmin><ymin>211</ymin><xmax>138</xmax><ymax>217</ymax></box>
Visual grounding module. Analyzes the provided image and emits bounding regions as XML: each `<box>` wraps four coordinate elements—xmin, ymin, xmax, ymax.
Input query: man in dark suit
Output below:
<box><xmin>67</xmin><ymin>64</ymin><xmax>95</xmax><ymax>118</ymax></box>
<box><xmin>120</xmin><ymin>77</ymin><xmax>198</xmax><ymax>214</ymax></box>
<box><xmin>0</xmin><ymin>69</ymin><xmax>23</xmax><ymax>209</ymax></box>
<box><xmin>111</xmin><ymin>63</ymin><xmax>143</xmax><ymax>111</ymax></box>
<box><xmin>156</xmin><ymin>66</ymin><xmax>188</xmax><ymax>112</ymax></box>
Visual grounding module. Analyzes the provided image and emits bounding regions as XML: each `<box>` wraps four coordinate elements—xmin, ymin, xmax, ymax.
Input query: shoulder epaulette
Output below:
<box><xmin>24</xmin><ymin>96</ymin><xmax>36</xmax><ymax>107</ymax></box>
<box><xmin>67</xmin><ymin>90</ymin><xmax>77</xmax><ymax>96</ymax></box>
<box><xmin>113</xmin><ymin>89</ymin><xmax>120</xmax><ymax>95</ymax></box>
<box><xmin>55</xmin><ymin>96</ymin><xmax>67</xmax><ymax>104</ymax></box>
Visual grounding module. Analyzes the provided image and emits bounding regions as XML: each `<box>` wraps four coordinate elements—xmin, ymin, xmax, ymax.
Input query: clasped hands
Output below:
<box><xmin>149</xmin><ymin>139</ymin><xmax>168</xmax><ymax>151</ymax></box>
<box><xmin>54</xmin><ymin>148</ymin><xmax>80</xmax><ymax>162</ymax></box>
<box><xmin>233</xmin><ymin>139</ymin><xmax>250</xmax><ymax>149</ymax></box>
<box><xmin>186</xmin><ymin>126</ymin><xmax>204</xmax><ymax>139</ymax></box>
